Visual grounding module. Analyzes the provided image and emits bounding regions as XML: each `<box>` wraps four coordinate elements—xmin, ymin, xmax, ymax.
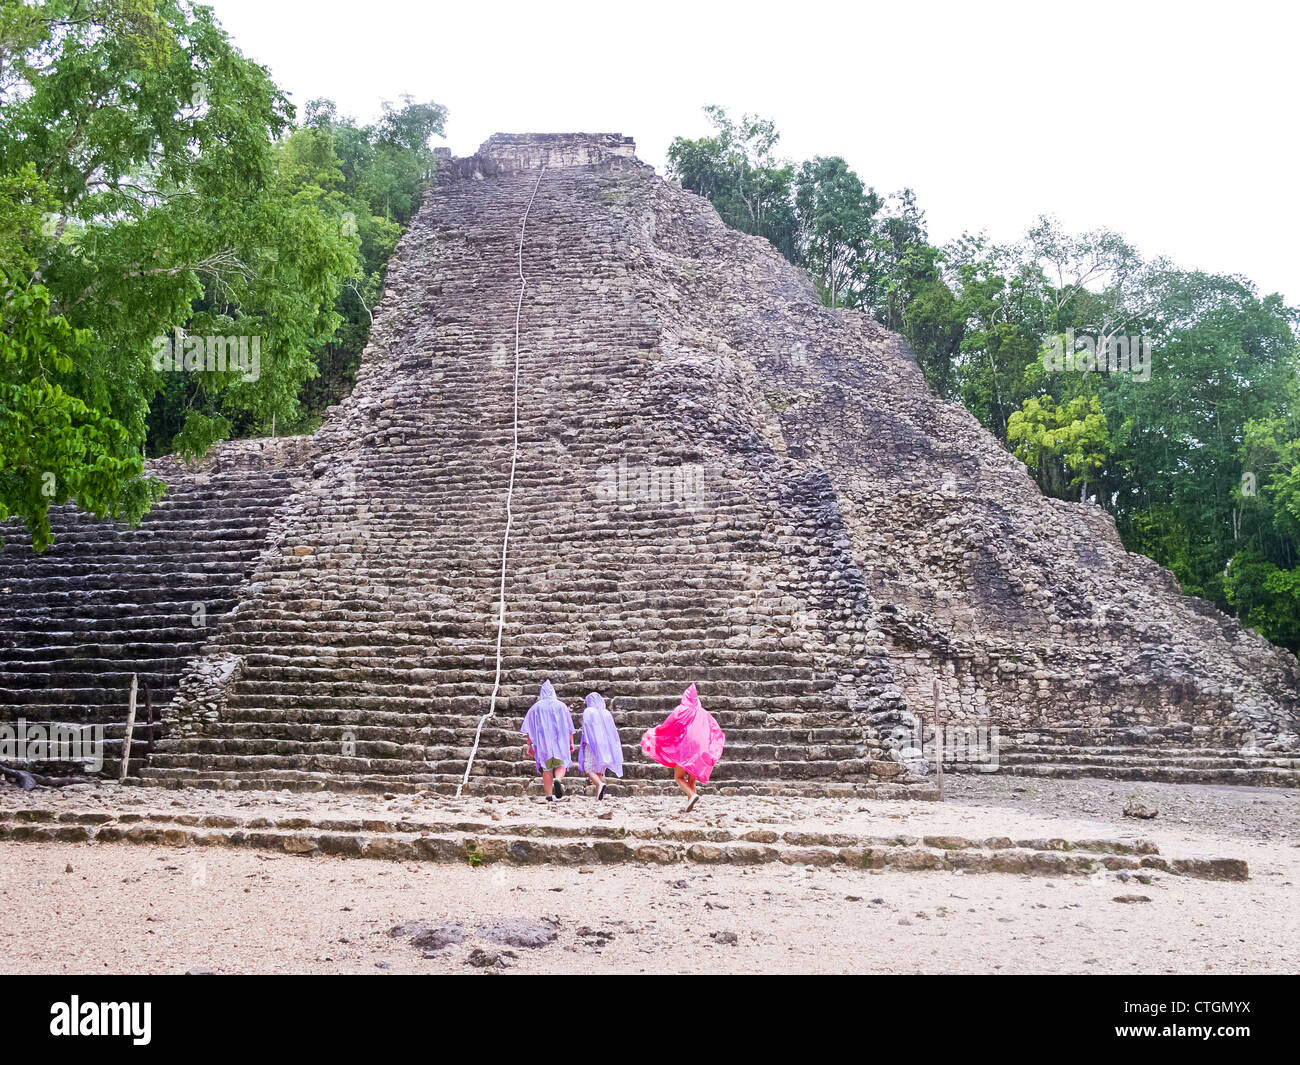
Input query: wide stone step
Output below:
<box><xmin>184</xmin><ymin>722</ymin><xmax>867</xmax><ymax>745</ymax></box>
<box><xmin>212</xmin><ymin>704</ymin><xmax>857</xmax><ymax>730</ymax></box>
<box><xmin>1</xmin><ymin>677</ymin><xmax>189</xmax><ymax>701</ymax></box>
<box><xmin>0</xmin><ymin>642</ymin><xmax>213</xmax><ymax>664</ymax></box>
<box><xmin>0</xmin><ymin>518</ymin><xmax>278</xmax><ymax>548</ymax></box>
<box><xmin>1005</xmin><ymin>726</ymin><xmax>1249</xmax><ymax>746</ymax></box>
<box><xmin>0</xmin><ymin>626</ymin><xmax>219</xmax><ymax>651</ymax></box>
<box><xmin>133</xmin><ymin>766</ymin><xmax>924</xmax><ymax>797</ymax></box>
<box><xmin>220</xmin><ymin>680</ymin><xmax>843</xmax><ymax>700</ymax></box>
<box><xmin>0</xmin><ymin>571</ymin><xmax>257</xmax><ymax>600</ymax></box>
<box><xmin>147</xmin><ymin>736</ymin><xmax>869</xmax><ymax>763</ymax></box>
<box><xmin>999</xmin><ymin>748</ymin><xmax>1300</xmax><ymax>770</ymax></box>
<box><xmin>1004</xmin><ymin>742</ymin><xmax>1276</xmax><ymax>758</ymax></box>
<box><xmin>0</xmin><ymin>807</ymin><xmax>1246</xmax><ymax>881</ymax></box>
<box><xmin>140</xmin><ymin>749</ymin><xmax>874</xmax><ymax>781</ymax></box>
<box><xmin>946</xmin><ymin>761</ymin><xmax>1300</xmax><ymax>787</ymax></box>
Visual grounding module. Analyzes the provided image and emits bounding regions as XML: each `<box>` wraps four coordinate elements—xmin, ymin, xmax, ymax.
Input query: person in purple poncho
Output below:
<box><xmin>577</xmin><ymin>692</ymin><xmax>623</xmax><ymax>800</ymax></box>
<box><xmin>520</xmin><ymin>681</ymin><xmax>576</xmax><ymax>802</ymax></box>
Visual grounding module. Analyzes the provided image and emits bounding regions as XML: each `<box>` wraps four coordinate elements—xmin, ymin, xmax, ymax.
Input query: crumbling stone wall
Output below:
<box><xmin>647</xmin><ymin>186</ymin><xmax>1299</xmax><ymax>763</ymax></box>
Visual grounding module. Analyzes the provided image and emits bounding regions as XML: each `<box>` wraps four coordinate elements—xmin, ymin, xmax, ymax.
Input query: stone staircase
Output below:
<box><xmin>138</xmin><ymin>139</ymin><xmax>918</xmax><ymax>795</ymax></box>
<box><xmin>3</xmin><ymin>132</ymin><xmax>1297</xmax><ymax>793</ymax></box>
<box><xmin>963</xmin><ymin>725</ymin><xmax>1300</xmax><ymax>786</ymax></box>
<box><xmin>0</xmin><ymin>441</ymin><xmax>305</xmax><ymax>777</ymax></box>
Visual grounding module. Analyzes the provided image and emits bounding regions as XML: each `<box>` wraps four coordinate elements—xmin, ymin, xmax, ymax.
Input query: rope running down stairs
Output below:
<box><xmin>456</xmin><ymin>164</ymin><xmax>548</xmax><ymax>796</ymax></box>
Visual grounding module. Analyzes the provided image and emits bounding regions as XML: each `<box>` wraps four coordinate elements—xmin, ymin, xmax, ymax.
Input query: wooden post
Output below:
<box><xmin>932</xmin><ymin>676</ymin><xmax>944</xmax><ymax>802</ymax></box>
<box><xmin>120</xmin><ymin>673</ymin><xmax>138</xmax><ymax>782</ymax></box>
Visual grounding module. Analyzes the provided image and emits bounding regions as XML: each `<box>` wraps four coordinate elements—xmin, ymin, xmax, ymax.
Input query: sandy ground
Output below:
<box><xmin>1</xmin><ymin>775</ymin><xmax>1296</xmax><ymax>974</ymax></box>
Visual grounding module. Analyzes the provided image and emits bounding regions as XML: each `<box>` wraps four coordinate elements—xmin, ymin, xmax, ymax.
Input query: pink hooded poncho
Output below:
<box><xmin>640</xmin><ymin>684</ymin><xmax>725</xmax><ymax>783</ymax></box>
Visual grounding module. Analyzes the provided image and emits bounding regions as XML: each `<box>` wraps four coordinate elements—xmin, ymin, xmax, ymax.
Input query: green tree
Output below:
<box><xmin>0</xmin><ymin>0</ymin><xmax>358</xmax><ymax>547</ymax></box>
<box><xmin>793</xmin><ymin>155</ymin><xmax>880</xmax><ymax>308</ymax></box>
<box><xmin>276</xmin><ymin>96</ymin><xmax>443</xmax><ymax>419</ymax></box>
<box><xmin>1008</xmin><ymin>392</ymin><xmax>1115</xmax><ymax>500</ymax></box>
<box><xmin>1110</xmin><ymin>272</ymin><xmax>1298</xmax><ymax>606</ymax></box>
<box><xmin>1223</xmin><ymin>404</ymin><xmax>1300</xmax><ymax>649</ymax></box>
<box><xmin>667</xmin><ymin>105</ymin><xmax>799</xmax><ymax>261</ymax></box>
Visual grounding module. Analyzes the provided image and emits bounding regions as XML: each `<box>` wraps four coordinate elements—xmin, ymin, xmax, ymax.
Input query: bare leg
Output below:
<box><xmin>554</xmin><ymin>766</ymin><xmax>566</xmax><ymax>781</ymax></box>
<box><xmin>673</xmin><ymin>766</ymin><xmax>695</xmax><ymax>798</ymax></box>
<box><xmin>586</xmin><ymin>771</ymin><xmax>604</xmax><ymax>789</ymax></box>
<box><xmin>541</xmin><ymin>768</ymin><xmax>554</xmax><ymax>798</ymax></box>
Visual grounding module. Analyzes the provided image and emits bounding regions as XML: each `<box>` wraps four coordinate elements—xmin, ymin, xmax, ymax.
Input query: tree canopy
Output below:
<box><xmin>670</xmin><ymin>105</ymin><xmax>1300</xmax><ymax>652</ymax></box>
<box><xmin>0</xmin><ymin>0</ymin><xmax>444</xmax><ymax>549</ymax></box>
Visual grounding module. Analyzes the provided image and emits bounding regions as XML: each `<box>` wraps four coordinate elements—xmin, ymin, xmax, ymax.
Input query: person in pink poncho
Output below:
<box><xmin>640</xmin><ymin>683</ymin><xmax>725</xmax><ymax>812</ymax></box>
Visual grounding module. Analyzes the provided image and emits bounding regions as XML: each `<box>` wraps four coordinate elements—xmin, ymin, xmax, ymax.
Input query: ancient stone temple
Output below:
<box><xmin>2</xmin><ymin>133</ymin><xmax>1297</xmax><ymax>792</ymax></box>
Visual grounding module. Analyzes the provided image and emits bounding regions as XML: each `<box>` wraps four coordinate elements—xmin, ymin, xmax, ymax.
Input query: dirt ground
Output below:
<box><xmin>1</xmin><ymin>775</ymin><xmax>1295</xmax><ymax>974</ymax></box>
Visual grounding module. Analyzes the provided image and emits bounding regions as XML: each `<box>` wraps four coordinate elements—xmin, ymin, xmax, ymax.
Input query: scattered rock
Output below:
<box><xmin>1123</xmin><ymin>800</ymin><xmax>1159</xmax><ymax>820</ymax></box>
<box><xmin>710</xmin><ymin>931</ymin><xmax>738</xmax><ymax>945</ymax></box>
<box><xmin>412</xmin><ymin>924</ymin><xmax>467</xmax><ymax>955</ymax></box>
<box><xmin>466</xmin><ymin>947</ymin><xmax>516</xmax><ymax>969</ymax></box>
<box><xmin>1112</xmin><ymin>894</ymin><xmax>1153</xmax><ymax>904</ymax></box>
<box><xmin>577</xmin><ymin>926</ymin><xmax>615</xmax><ymax>947</ymax></box>
<box><xmin>479</xmin><ymin>916</ymin><xmax>560</xmax><ymax>949</ymax></box>
<box><xmin>388</xmin><ymin>920</ymin><xmax>467</xmax><ymax>955</ymax></box>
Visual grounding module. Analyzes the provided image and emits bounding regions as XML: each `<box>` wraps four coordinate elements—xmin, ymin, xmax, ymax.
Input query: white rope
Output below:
<box><xmin>456</xmin><ymin>164</ymin><xmax>547</xmax><ymax>796</ymax></box>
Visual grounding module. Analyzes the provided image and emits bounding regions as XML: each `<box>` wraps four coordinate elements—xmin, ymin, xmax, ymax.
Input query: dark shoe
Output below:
<box><xmin>553</xmin><ymin>780</ymin><xmax>564</xmax><ymax>799</ymax></box>
<box><xmin>684</xmin><ymin>794</ymin><xmax>699</xmax><ymax>813</ymax></box>
<box><xmin>596</xmin><ymin>783</ymin><xmax>607</xmax><ymax>800</ymax></box>
<box><xmin>546</xmin><ymin>795</ymin><xmax>555</xmax><ymax>803</ymax></box>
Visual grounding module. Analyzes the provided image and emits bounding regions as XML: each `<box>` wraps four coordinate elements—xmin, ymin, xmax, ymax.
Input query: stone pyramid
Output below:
<box><xmin>3</xmin><ymin>133</ymin><xmax>1297</xmax><ymax>793</ymax></box>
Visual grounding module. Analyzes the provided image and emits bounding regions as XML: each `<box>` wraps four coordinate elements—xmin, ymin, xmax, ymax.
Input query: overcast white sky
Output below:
<box><xmin>206</xmin><ymin>0</ymin><xmax>1298</xmax><ymax>305</ymax></box>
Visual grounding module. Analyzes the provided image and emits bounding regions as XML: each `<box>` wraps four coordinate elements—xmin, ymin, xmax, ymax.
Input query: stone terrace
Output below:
<box><xmin>0</xmin><ymin>438</ymin><xmax>307</xmax><ymax>777</ymax></box>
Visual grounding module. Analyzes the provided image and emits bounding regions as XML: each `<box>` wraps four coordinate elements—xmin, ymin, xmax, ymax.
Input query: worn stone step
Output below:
<box><xmin>947</xmin><ymin>761</ymin><xmax>1300</xmax><ymax>786</ymax></box>
<box><xmin>0</xmin><ymin>808</ymin><xmax>1246</xmax><ymax>881</ymax></box>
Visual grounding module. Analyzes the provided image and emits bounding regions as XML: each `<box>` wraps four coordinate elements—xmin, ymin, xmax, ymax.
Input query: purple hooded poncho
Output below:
<box><xmin>520</xmin><ymin>681</ymin><xmax>575</xmax><ymax>773</ymax></box>
<box><xmin>577</xmin><ymin>692</ymin><xmax>624</xmax><ymax>777</ymax></box>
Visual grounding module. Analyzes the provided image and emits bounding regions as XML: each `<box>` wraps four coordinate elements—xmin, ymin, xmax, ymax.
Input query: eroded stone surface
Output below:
<box><xmin>2</xmin><ymin>132</ymin><xmax>1297</xmax><ymax>793</ymax></box>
